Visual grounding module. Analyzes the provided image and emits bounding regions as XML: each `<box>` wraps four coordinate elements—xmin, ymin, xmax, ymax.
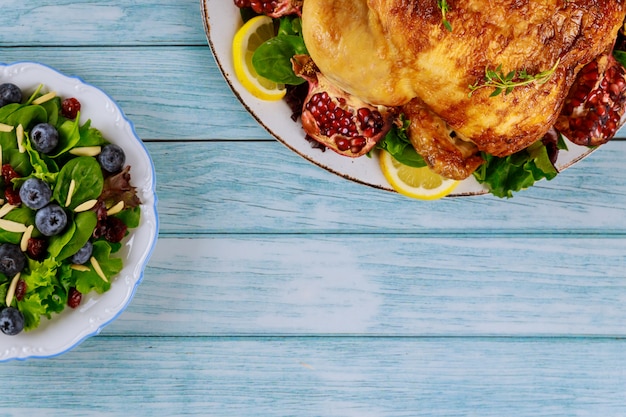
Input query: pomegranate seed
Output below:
<box><xmin>335</xmin><ymin>138</ymin><xmax>350</xmax><ymax>151</ymax></box>
<box><xmin>363</xmin><ymin>127</ymin><xmax>376</xmax><ymax>138</ymax></box>
<box><xmin>350</xmin><ymin>137</ymin><xmax>367</xmax><ymax>153</ymax></box>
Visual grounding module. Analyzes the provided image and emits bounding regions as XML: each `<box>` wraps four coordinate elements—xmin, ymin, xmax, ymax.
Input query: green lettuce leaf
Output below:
<box><xmin>473</xmin><ymin>141</ymin><xmax>558</xmax><ymax>198</ymax></box>
<box><xmin>17</xmin><ymin>258</ymin><xmax>64</xmax><ymax>330</ymax></box>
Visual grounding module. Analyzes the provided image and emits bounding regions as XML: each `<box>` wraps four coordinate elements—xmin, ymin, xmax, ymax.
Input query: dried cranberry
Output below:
<box><xmin>27</xmin><ymin>238</ymin><xmax>48</xmax><ymax>261</ymax></box>
<box><xmin>92</xmin><ymin>223</ymin><xmax>105</xmax><ymax>240</ymax></box>
<box><xmin>61</xmin><ymin>97</ymin><xmax>81</xmax><ymax>119</ymax></box>
<box><xmin>4</xmin><ymin>187</ymin><xmax>20</xmax><ymax>205</ymax></box>
<box><xmin>15</xmin><ymin>279</ymin><xmax>26</xmax><ymax>301</ymax></box>
<box><xmin>1</xmin><ymin>164</ymin><xmax>21</xmax><ymax>205</ymax></box>
<box><xmin>94</xmin><ymin>201</ymin><xmax>108</xmax><ymax>221</ymax></box>
<box><xmin>67</xmin><ymin>287</ymin><xmax>82</xmax><ymax>309</ymax></box>
<box><xmin>1</xmin><ymin>164</ymin><xmax>18</xmax><ymax>182</ymax></box>
<box><xmin>103</xmin><ymin>217</ymin><xmax>128</xmax><ymax>243</ymax></box>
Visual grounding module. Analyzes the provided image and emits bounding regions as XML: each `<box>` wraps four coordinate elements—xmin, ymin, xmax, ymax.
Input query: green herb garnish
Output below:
<box><xmin>469</xmin><ymin>59</ymin><xmax>560</xmax><ymax>97</ymax></box>
<box><xmin>437</xmin><ymin>0</ymin><xmax>452</xmax><ymax>32</ymax></box>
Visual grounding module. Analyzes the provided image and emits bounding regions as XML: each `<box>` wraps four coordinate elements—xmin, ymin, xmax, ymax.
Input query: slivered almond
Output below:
<box><xmin>65</xmin><ymin>179</ymin><xmax>76</xmax><ymax>207</ymax></box>
<box><xmin>0</xmin><ymin>124</ymin><xmax>14</xmax><ymax>133</ymax></box>
<box><xmin>70</xmin><ymin>264</ymin><xmax>90</xmax><ymax>272</ymax></box>
<box><xmin>0</xmin><ymin>219</ymin><xmax>27</xmax><ymax>233</ymax></box>
<box><xmin>16</xmin><ymin>124</ymin><xmax>24</xmax><ymax>153</ymax></box>
<box><xmin>90</xmin><ymin>256</ymin><xmax>108</xmax><ymax>282</ymax></box>
<box><xmin>5</xmin><ymin>272</ymin><xmax>20</xmax><ymax>306</ymax></box>
<box><xmin>32</xmin><ymin>91</ymin><xmax>56</xmax><ymax>105</ymax></box>
<box><xmin>69</xmin><ymin>146</ymin><xmax>101</xmax><ymax>157</ymax></box>
<box><xmin>0</xmin><ymin>203</ymin><xmax>17</xmax><ymax>219</ymax></box>
<box><xmin>20</xmin><ymin>225</ymin><xmax>34</xmax><ymax>252</ymax></box>
<box><xmin>0</xmin><ymin>144</ymin><xmax>3</xmax><ymax>164</ymax></box>
<box><xmin>74</xmin><ymin>199</ymin><xmax>98</xmax><ymax>212</ymax></box>
<box><xmin>106</xmin><ymin>201</ymin><xmax>124</xmax><ymax>216</ymax></box>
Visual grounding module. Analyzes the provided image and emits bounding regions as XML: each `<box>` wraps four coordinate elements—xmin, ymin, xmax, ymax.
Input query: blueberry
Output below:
<box><xmin>0</xmin><ymin>83</ymin><xmax>22</xmax><ymax>107</ymax></box>
<box><xmin>30</xmin><ymin>123</ymin><xmax>59</xmax><ymax>154</ymax></box>
<box><xmin>19</xmin><ymin>178</ymin><xmax>52</xmax><ymax>209</ymax></box>
<box><xmin>0</xmin><ymin>307</ymin><xmax>24</xmax><ymax>335</ymax></box>
<box><xmin>0</xmin><ymin>243</ymin><xmax>25</xmax><ymax>278</ymax></box>
<box><xmin>70</xmin><ymin>240</ymin><xmax>93</xmax><ymax>265</ymax></box>
<box><xmin>35</xmin><ymin>204</ymin><xmax>68</xmax><ymax>236</ymax></box>
<box><xmin>97</xmin><ymin>144</ymin><xmax>125</xmax><ymax>173</ymax></box>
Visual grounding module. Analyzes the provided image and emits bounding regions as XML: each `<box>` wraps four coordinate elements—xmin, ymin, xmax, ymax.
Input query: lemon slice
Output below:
<box><xmin>232</xmin><ymin>15</ymin><xmax>286</xmax><ymax>101</ymax></box>
<box><xmin>379</xmin><ymin>150</ymin><xmax>460</xmax><ymax>200</ymax></box>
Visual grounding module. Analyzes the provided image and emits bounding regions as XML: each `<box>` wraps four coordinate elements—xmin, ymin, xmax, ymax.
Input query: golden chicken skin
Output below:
<box><xmin>302</xmin><ymin>0</ymin><xmax>626</xmax><ymax>178</ymax></box>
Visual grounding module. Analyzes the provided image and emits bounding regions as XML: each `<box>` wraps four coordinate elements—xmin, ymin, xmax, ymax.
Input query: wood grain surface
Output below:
<box><xmin>1</xmin><ymin>1</ymin><xmax>625</xmax><ymax>416</ymax></box>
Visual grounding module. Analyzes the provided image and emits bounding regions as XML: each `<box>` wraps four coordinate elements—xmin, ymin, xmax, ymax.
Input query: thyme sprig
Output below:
<box><xmin>437</xmin><ymin>0</ymin><xmax>452</xmax><ymax>32</ymax></box>
<box><xmin>468</xmin><ymin>59</ymin><xmax>560</xmax><ymax>97</ymax></box>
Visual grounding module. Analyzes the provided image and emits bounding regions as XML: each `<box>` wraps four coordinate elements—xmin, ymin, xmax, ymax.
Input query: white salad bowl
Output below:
<box><xmin>0</xmin><ymin>62</ymin><xmax>158</xmax><ymax>361</ymax></box>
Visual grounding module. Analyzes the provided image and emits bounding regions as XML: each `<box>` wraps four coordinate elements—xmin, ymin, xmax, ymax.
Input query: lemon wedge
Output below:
<box><xmin>379</xmin><ymin>150</ymin><xmax>460</xmax><ymax>200</ymax></box>
<box><xmin>232</xmin><ymin>15</ymin><xmax>286</xmax><ymax>101</ymax></box>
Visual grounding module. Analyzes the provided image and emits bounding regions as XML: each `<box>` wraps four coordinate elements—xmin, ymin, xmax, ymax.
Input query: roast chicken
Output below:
<box><xmin>302</xmin><ymin>0</ymin><xmax>626</xmax><ymax>179</ymax></box>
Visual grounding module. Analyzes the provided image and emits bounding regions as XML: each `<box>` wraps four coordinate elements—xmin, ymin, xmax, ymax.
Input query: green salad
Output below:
<box><xmin>0</xmin><ymin>83</ymin><xmax>141</xmax><ymax>335</ymax></box>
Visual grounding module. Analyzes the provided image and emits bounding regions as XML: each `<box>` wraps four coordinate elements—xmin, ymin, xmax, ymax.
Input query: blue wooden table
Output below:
<box><xmin>1</xmin><ymin>1</ymin><xmax>626</xmax><ymax>415</ymax></box>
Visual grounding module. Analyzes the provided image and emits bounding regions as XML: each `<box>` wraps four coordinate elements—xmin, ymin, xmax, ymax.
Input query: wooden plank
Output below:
<box><xmin>0</xmin><ymin>47</ymin><xmax>268</xmax><ymax>140</ymax></box>
<box><xmin>0</xmin><ymin>45</ymin><xmax>626</xmax><ymax>141</ymax></box>
<box><xmin>2</xmin><ymin>336</ymin><xmax>625</xmax><ymax>416</ymax></box>
<box><xmin>0</xmin><ymin>46</ymin><xmax>625</xmax><ymax>141</ymax></box>
<box><xmin>101</xmin><ymin>236</ymin><xmax>626</xmax><ymax>337</ymax></box>
<box><xmin>148</xmin><ymin>140</ymin><xmax>626</xmax><ymax>234</ymax></box>
<box><xmin>0</xmin><ymin>0</ymin><xmax>205</xmax><ymax>46</ymax></box>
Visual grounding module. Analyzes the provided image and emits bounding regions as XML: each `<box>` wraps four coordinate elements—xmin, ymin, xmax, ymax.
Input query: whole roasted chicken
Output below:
<box><xmin>300</xmin><ymin>0</ymin><xmax>626</xmax><ymax>179</ymax></box>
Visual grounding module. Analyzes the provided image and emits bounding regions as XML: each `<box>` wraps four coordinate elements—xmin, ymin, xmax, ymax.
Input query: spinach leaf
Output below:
<box><xmin>50</xmin><ymin>116</ymin><xmax>81</xmax><ymax>158</ymax></box>
<box><xmin>0</xmin><ymin>207</ymin><xmax>36</xmax><ymax>244</ymax></box>
<box><xmin>277</xmin><ymin>15</ymin><xmax>302</xmax><ymax>37</ymax></box>
<box><xmin>2</xmin><ymin>104</ymin><xmax>47</xmax><ymax>130</ymax></box>
<box><xmin>252</xmin><ymin>16</ymin><xmax>307</xmax><ymax>85</ymax></box>
<box><xmin>40</xmin><ymin>97</ymin><xmax>61</xmax><ymax>128</ymax></box>
<box><xmin>73</xmin><ymin>240</ymin><xmax>122</xmax><ymax>294</ymax></box>
<box><xmin>2</xmin><ymin>147</ymin><xmax>32</xmax><ymax>176</ymax></box>
<box><xmin>114</xmin><ymin>205</ymin><xmax>141</xmax><ymax>229</ymax></box>
<box><xmin>374</xmin><ymin>115</ymin><xmax>427</xmax><ymax>168</ymax></box>
<box><xmin>48</xmin><ymin>211</ymin><xmax>97</xmax><ymax>261</ymax></box>
<box><xmin>77</xmin><ymin>120</ymin><xmax>108</xmax><ymax>147</ymax></box>
<box><xmin>0</xmin><ymin>103</ymin><xmax>21</xmax><ymax>121</ymax></box>
<box><xmin>614</xmin><ymin>50</ymin><xmax>626</xmax><ymax>69</ymax></box>
<box><xmin>13</xmin><ymin>132</ymin><xmax>59</xmax><ymax>185</ymax></box>
<box><xmin>53</xmin><ymin>156</ymin><xmax>104</xmax><ymax>209</ymax></box>
<box><xmin>253</xmin><ymin>36</ymin><xmax>307</xmax><ymax>85</ymax></box>
<box><xmin>0</xmin><ymin>104</ymin><xmax>50</xmax><ymax>175</ymax></box>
